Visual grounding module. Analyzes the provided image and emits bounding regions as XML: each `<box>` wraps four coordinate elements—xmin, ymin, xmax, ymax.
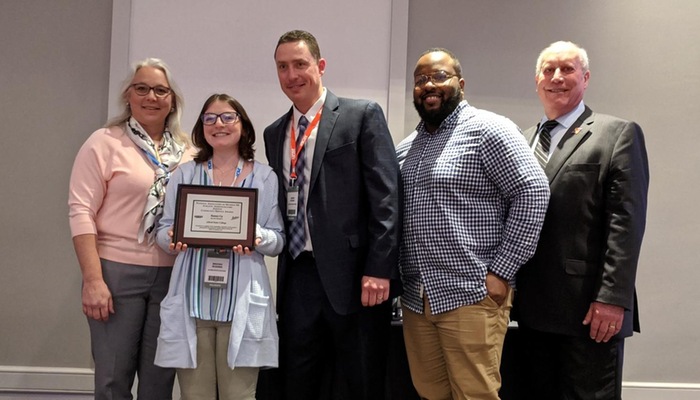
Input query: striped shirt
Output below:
<box><xmin>187</xmin><ymin>166</ymin><xmax>254</xmax><ymax>322</ymax></box>
<box><xmin>396</xmin><ymin>101</ymin><xmax>550</xmax><ymax>315</ymax></box>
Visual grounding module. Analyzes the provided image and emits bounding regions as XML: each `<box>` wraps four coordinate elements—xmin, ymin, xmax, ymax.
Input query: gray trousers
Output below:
<box><xmin>87</xmin><ymin>259</ymin><xmax>175</xmax><ymax>400</ymax></box>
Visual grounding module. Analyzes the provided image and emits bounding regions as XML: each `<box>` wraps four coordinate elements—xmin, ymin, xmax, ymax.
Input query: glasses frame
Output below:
<box><xmin>200</xmin><ymin>112</ymin><xmax>241</xmax><ymax>126</ymax></box>
<box><xmin>130</xmin><ymin>83</ymin><xmax>172</xmax><ymax>98</ymax></box>
<box><xmin>414</xmin><ymin>71</ymin><xmax>457</xmax><ymax>87</ymax></box>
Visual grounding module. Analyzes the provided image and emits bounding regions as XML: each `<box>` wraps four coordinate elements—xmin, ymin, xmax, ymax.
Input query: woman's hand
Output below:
<box><xmin>82</xmin><ymin>278</ymin><xmax>114</xmax><ymax>321</ymax></box>
<box><xmin>231</xmin><ymin>238</ymin><xmax>261</xmax><ymax>256</ymax></box>
<box><xmin>167</xmin><ymin>230</ymin><xmax>188</xmax><ymax>252</ymax></box>
<box><xmin>73</xmin><ymin>234</ymin><xmax>114</xmax><ymax>321</ymax></box>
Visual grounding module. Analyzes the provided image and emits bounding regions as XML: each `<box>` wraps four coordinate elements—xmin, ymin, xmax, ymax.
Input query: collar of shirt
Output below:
<box><xmin>292</xmin><ymin>87</ymin><xmax>327</xmax><ymax>133</ymax></box>
<box><xmin>416</xmin><ymin>100</ymin><xmax>470</xmax><ymax>136</ymax></box>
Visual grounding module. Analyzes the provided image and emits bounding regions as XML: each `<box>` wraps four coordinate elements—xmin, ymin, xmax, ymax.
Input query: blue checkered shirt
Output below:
<box><xmin>396</xmin><ymin>101</ymin><xmax>550</xmax><ymax>315</ymax></box>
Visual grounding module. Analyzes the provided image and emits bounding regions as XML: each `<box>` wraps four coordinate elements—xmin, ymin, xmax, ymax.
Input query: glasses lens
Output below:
<box><xmin>201</xmin><ymin>113</ymin><xmax>217</xmax><ymax>125</ymax></box>
<box><xmin>153</xmin><ymin>86</ymin><xmax>171</xmax><ymax>97</ymax></box>
<box><xmin>220</xmin><ymin>112</ymin><xmax>238</xmax><ymax>124</ymax></box>
<box><xmin>432</xmin><ymin>71</ymin><xmax>450</xmax><ymax>83</ymax></box>
<box><xmin>414</xmin><ymin>75</ymin><xmax>428</xmax><ymax>86</ymax></box>
<box><xmin>133</xmin><ymin>84</ymin><xmax>150</xmax><ymax>95</ymax></box>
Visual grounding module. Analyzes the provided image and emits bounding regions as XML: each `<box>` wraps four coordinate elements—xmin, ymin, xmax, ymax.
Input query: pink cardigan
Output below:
<box><xmin>68</xmin><ymin>125</ymin><xmax>192</xmax><ymax>266</ymax></box>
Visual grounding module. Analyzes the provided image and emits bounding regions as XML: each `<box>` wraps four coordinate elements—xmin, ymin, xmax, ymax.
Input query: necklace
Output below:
<box><xmin>207</xmin><ymin>158</ymin><xmax>245</xmax><ymax>186</ymax></box>
<box><xmin>214</xmin><ymin>164</ymin><xmax>237</xmax><ymax>173</ymax></box>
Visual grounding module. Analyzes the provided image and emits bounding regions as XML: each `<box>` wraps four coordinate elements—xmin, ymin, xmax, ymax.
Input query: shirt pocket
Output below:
<box><xmin>158</xmin><ymin>295</ymin><xmax>188</xmax><ymax>341</ymax></box>
<box><xmin>245</xmin><ymin>293</ymin><xmax>270</xmax><ymax>340</ymax></box>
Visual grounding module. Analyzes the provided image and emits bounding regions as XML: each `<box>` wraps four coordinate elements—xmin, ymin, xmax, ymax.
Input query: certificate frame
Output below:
<box><xmin>172</xmin><ymin>184</ymin><xmax>258</xmax><ymax>249</ymax></box>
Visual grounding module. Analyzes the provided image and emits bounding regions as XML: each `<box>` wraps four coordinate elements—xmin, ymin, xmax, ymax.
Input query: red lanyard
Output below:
<box><xmin>290</xmin><ymin>111</ymin><xmax>322</xmax><ymax>181</ymax></box>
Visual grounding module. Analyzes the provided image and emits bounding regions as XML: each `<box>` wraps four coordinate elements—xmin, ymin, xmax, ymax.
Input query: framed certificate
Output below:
<box><xmin>172</xmin><ymin>184</ymin><xmax>258</xmax><ymax>248</ymax></box>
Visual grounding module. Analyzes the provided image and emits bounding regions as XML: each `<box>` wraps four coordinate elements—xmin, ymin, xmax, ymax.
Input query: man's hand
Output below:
<box><xmin>361</xmin><ymin>276</ymin><xmax>390</xmax><ymax>307</ymax></box>
<box><xmin>583</xmin><ymin>301</ymin><xmax>624</xmax><ymax>343</ymax></box>
<box><xmin>485</xmin><ymin>272</ymin><xmax>508</xmax><ymax>306</ymax></box>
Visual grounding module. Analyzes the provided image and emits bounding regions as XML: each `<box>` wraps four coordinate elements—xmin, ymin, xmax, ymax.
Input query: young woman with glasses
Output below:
<box><xmin>155</xmin><ymin>93</ymin><xmax>284</xmax><ymax>400</ymax></box>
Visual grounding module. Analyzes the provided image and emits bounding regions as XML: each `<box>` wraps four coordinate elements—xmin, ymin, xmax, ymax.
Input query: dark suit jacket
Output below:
<box><xmin>515</xmin><ymin>106</ymin><xmax>649</xmax><ymax>338</ymax></box>
<box><xmin>263</xmin><ymin>90</ymin><xmax>401</xmax><ymax>316</ymax></box>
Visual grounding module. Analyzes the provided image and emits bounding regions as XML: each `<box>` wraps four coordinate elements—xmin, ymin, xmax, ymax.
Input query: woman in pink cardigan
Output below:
<box><xmin>68</xmin><ymin>58</ymin><xmax>191</xmax><ymax>399</ymax></box>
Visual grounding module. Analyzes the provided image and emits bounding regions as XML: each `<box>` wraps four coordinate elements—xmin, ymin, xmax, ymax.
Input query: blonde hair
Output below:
<box><xmin>105</xmin><ymin>58</ymin><xmax>188</xmax><ymax>145</ymax></box>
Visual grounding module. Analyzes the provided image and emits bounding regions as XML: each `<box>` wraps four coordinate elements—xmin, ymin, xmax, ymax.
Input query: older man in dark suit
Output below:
<box><xmin>514</xmin><ymin>41</ymin><xmax>650</xmax><ymax>400</ymax></box>
<box><xmin>263</xmin><ymin>30</ymin><xmax>400</xmax><ymax>400</ymax></box>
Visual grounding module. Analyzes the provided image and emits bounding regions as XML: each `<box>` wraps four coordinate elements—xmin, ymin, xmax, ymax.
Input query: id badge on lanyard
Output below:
<box><xmin>204</xmin><ymin>250</ymin><xmax>230</xmax><ymax>288</ymax></box>
<box><xmin>286</xmin><ymin>186</ymin><xmax>300</xmax><ymax>220</ymax></box>
<box><xmin>286</xmin><ymin>111</ymin><xmax>321</xmax><ymax>221</ymax></box>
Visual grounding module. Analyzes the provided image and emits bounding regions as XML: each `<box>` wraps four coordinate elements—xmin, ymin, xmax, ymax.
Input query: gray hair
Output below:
<box><xmin>105</xmin><ymin>58</ymin><xmax>187</xmax><ymax>145</ymax></box>
<box><xmin>535</xmin><ymin>41</ymin><xmax>589</xmax><ymax>75</ymax></box>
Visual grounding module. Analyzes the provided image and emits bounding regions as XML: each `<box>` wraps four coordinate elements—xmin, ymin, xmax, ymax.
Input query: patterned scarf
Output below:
<box><xmin>126</xmin><ymin>117</ymin><xmax>185</xmax><ymax>244</ymax></box>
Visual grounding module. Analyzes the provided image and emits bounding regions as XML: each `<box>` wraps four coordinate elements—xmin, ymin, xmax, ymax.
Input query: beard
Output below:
<box><xmin>413</xmin><ymin>90</ymin><xmax>462</xmax><ymax>129</ymax></box>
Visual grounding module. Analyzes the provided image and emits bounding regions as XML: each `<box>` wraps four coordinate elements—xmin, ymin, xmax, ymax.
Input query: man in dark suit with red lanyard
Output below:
<box><xmin>263</xmin><ymin>30</ymin><xmax>400</xmax><ymax>400</ymax></box>
<box><xmin>514</xmin><ymin>40</ymin><xmax>650</xmax><ymax>399</ymax></box>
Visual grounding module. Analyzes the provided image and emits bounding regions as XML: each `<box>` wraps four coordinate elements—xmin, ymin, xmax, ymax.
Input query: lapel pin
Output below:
<box><xmin>574</xmin><ymin>127</ymin><xmax>582</xmax><ymax>135</ymax></box>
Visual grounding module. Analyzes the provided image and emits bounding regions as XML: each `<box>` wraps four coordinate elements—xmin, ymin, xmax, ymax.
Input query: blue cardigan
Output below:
<box><xmin>154</xmin><ymin>160</ymin><xmax>284</xmax><ymax>369</ymax></box>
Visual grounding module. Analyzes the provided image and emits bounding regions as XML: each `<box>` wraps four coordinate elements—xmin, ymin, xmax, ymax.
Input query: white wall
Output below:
<box><xmin>110</xmin><ymin>0</ymin><xmax>406</xmax><ymax>147</ymax></box>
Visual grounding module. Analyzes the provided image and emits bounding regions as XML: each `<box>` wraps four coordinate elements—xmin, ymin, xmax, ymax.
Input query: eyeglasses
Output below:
<box><xmin>414</xmin><ymin>71</ymin><xmax>457</xmax><ymax>87</ymax></box>
<box><xmin>130</xmin><ymin>83</ymin><xmax>172</xmax><ymax>98</ymax></box>
<box><xmin>201</xmin><ymin>112</ymin><xmax>240</xmax><ymax>125</ymax></box>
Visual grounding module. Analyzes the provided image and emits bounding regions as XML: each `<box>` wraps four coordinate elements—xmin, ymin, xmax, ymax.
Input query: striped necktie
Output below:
<box><xmin>534</xmin><ymin>120</ymin><xmax>558</xmax><ymax>169</ymax></box>
<box><xmin>289</xmin><ymin>116</ymin><xmax>309</xmax><ymax>259</ymax></box>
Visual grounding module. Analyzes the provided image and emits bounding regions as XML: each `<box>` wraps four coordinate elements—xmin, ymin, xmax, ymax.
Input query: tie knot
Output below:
<box><xmin>298</xmin><ymin>116</ymin><xmax>309</xmax><ymax>133</ymax></box>
<box><xmin>540</xmin><ymin>120</ymin><xmax>558</xmax><ymax>134</ymax></box>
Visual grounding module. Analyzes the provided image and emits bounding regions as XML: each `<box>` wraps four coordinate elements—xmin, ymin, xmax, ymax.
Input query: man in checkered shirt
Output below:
<box><xmin>396</xmin><ymin>48</ymin><xmax>550</xmax><ymax>400</ymax></box>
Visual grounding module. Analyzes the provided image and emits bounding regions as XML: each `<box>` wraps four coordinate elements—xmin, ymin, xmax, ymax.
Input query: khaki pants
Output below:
<box><xmin>177</xmin><ymin>319</ymin><xmax>259</xmax><ymax>400</ymax></box>
<box><xmin>402</xmin><ymin>290</ymin><xmax>513</xmax><ymax>400</ymax></box>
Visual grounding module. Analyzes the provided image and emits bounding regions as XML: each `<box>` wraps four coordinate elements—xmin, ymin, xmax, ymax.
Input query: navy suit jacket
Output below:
<box><xmin>515</xmin><ymin>106</ymin><xmax>649</xmax><ymax>338</ymax></box>
<box><xmin>263</xmin><ymin>90</ymin><xmax>401</xmax><ymax>315</ymax></box>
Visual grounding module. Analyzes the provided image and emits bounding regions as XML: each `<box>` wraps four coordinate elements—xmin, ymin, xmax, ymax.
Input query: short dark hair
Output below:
<box><xmin>192</xmin><ymin>94</ymin><xmax>256</xmax><ymax>163</ymax></box>
<box><xmin>275</xmin><ymin>30</ymin><xmax>321</xmax><ymax>61</ymax></box>
<box><xmin>419</xmin><ymin>47</ymin><xmax>463</xmax><ymax>78</ymax></box>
